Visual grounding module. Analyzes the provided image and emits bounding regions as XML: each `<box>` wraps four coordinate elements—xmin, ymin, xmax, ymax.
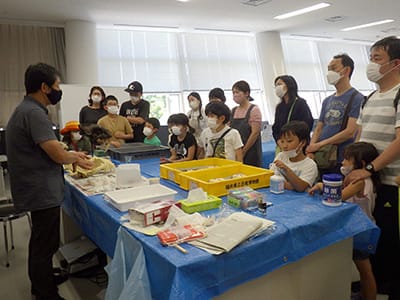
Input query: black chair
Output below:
<box><xmin>0</xmin><ymin>203</ymin><xmax>31</xmax><ymax>267</ymax></box>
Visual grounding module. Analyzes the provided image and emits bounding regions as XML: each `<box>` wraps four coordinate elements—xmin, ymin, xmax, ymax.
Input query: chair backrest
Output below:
<box><xmin>157</xmin><ymin>125</ymin><xmax>170</xmax><ymax>146</ymax></box>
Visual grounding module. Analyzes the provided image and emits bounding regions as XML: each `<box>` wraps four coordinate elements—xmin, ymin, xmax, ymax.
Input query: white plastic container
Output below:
<box><xmin>103</xmin><ymin>184</ymin><xmax>178</xmax><ymax>211</ymax></box>
<box><xmin>116</xmin><ymin>163</ymin><xmax>141</xmax><ymax>188</ymax></box>
<box><xmin>270</xmin><ymin>174</ymin><xmax>284</xmax><ymax>194</ymax></box>
<box><xmin>322</xmin><ymin>174</ymin><xmax>343</xmax><ymax>207</ymax></box>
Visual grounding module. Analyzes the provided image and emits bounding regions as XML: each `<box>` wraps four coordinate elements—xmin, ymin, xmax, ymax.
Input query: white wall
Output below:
<box><xmin>59</xmin><ymin>84</ymin><xmax>129</xmax><ymax>127</ymax></box>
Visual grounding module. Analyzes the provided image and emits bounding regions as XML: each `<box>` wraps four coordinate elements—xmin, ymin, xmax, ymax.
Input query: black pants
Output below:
<box><xmin>371</xmin><ymin>185</ymin><xmax>400</xmax><ymax>299</ymax></box>
<box><xmin>28</xmin><ymin>206</ymin><xmax>61</xmax><ymax>300</ymax></box>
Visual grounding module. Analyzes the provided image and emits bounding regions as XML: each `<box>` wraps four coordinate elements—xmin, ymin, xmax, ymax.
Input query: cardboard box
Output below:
<box><xmin>128</xmin><ymin>200</ymin><xmax>181</xmax><ymax>226</ymax></box>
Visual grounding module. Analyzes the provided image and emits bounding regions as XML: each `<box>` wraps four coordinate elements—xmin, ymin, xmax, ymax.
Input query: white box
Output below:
<box><xmin>103</xmin><ymin>184</ymin><xmax>177</xmax><ymax>211</ymax></box>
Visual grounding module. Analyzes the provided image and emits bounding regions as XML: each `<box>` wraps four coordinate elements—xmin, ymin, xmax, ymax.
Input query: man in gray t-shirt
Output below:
<box><xmin>6</xmin><ymin>63</ymin><xmax>92</xmax><ymax>300</ymax></box>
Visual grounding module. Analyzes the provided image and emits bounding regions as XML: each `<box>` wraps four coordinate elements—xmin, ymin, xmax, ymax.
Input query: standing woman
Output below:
<box><xmin>231</xmin><ymin>80</ymin><xmax>263</xmax><ymax>167</ymax></box>
<box><xmin>187</xmin><ymin>92</ymin><xmax>207</xmax><ymax>143</ymax></box>
<box><xmin>79</xmin><ymin>86</ymin><xmax>107</xmax><ymax>127</ymax></box>
<box><xmin>272</xmin><ymin>75</ymin><xmax>314</xmax><ymax>145</ymax></box>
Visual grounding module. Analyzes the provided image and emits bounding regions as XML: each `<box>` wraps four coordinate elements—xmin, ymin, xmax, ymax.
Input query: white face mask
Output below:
<box><xmin>71</xmin><ymin>132</ymin><xmax>82</xmax><ymax>141</ymax></box>
<box><xmin>91</xmin><ymin>95</ymin><xmax>102</xmax><ymax>103</ymax></box>
<box><xmin>274</xmin><ymin>85</ymin><xmax>286</xmax><ymax>98</ymax></box>
<box><xmin>189</xmin><ymin>100</ymin><xmax>200</xmax><ymax>110</ymax></box>
<box><xmin>340</xmin><ymin>165</ymin><xmax>353</xmax><ymax>176</ymax></box>
<box><xmin>131</xmin><ymin>95</ymin><xmax>140</xmax><ymax>102</ymax></box>
<box><xmin>143</xmin><ymin>127</ymin><xmax>153</xmax><ymax>137</ymax></box>
<box><xmin>107</xmin><ymin>105</ymin><xmax>119</xmax><ymax>115</ymax></box>
<box><xmin>282</xmin><ymin>149</ymin><xmax>298</xmax><ymax>159</ymax></box>
<box><xmin>171</xmin><ymin>126</ymin><xmax>182</xmax><ymax>136</ymax></box>
<box><xmin>207</xmin><ymin>117</ymin><xmax>218</xmax><ymax>130</ymax></box>
<box><xmin>326</xmin><ymin>70</ymin><xmax>342</xmax><ymax>85</ymax></box>
<box><xmin>365</xmin><ymin>61</ymin><xmax>400</xmax><ymax>83</ymax></box>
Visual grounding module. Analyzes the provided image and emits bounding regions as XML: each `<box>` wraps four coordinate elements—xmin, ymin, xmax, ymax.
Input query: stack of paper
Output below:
<box><xmin>190</xmin><ymin>212</ymin><xmax>275</xmax><ymax>255</ymax></box>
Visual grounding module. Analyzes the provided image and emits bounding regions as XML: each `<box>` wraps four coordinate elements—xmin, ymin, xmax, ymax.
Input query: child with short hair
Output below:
<box><xmin>270</xmin><ymin>120</ymin><xmax>318</xmax><ymax>192</ymax></box>
<box><xmin>143</xmin><ymin>117</ymin><xmax>161</xmax><ymax>146</ymax></box>
<box><xmin>198</xmin><ymin>102</ymin><xmax>243</xmax><ymax>162</ymax></box>
<box><xmin>165</xmin><ymin>113</ymin><xmax>197</xmax><ymax>162</ymax></box>
<box><xmin>97</xmin><ymin>95</ymin><xmax>133</xmax><ymax>148</ymax></box>
<box><xmin>309</xmin><ymin>142</ymin><xmax>380</xmax><ymax>300</ymax></box>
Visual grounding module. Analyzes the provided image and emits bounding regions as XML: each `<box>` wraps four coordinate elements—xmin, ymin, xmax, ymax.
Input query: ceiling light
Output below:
<box><xmin>273</xmin><ymin>2</ymin><xmax>331</xmax><ymax>20</ymax></box>
<box><xmin>341</xmin><ymin>19</ymin><xmax>394</xmax><ymax>31</ymax></box>
<box><xmin>176</xmin><ymin>0</ymin><xmax>190</xmax><ymax>2</ymax></box>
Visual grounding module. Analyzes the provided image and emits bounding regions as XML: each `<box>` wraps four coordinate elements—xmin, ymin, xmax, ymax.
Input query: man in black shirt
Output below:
<box><xmin>119</xmin><ymin>81</ymin><xmax>150</xmax><ymax>142</ymax></box>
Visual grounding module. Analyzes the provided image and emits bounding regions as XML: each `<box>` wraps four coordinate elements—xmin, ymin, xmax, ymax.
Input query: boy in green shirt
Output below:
<box><xmin>143</xmin><ymin>117</ymin><xmax>161</xmax><ymax>146</ymax></box>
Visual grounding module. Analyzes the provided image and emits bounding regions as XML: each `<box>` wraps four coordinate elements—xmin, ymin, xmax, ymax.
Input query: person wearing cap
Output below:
<box><xmin>98</xmin><ymin>95</ymin><xmax>134</xmax><ymax>148</ymax></box>
<box><xmin>60</xmin><ymin>121</ymin><xmax>91</xmax><ymax>153</ymax></box>
<box><xmin>119</xmin><ymin>81</ymin><xmax>150</xmax><ymax>142</ymax></box>
<box><xmin>231</xmin><ymin>80</ymin><xmax>263</xmax><ymax>167</ymax></box>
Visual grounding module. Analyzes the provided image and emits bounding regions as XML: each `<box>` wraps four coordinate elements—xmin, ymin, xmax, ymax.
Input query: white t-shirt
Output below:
<box><xmin>199</xmin><ymin>126</ymin><xmax>243</xmax><ymax>161</ymax></box>
<box><xmin>347</xmin><ymin>177</ymin><xmax>375</xmax><ymax>222</ymax></box>
<box><xmin>187</xmin><ymin>108</ymin><xmax>207</xmax><ymax>142</ymax></box>
<box><xmin>270</xmin><ymin>152</ymin><xmax>318</xmax><ymax>187</ymax></box>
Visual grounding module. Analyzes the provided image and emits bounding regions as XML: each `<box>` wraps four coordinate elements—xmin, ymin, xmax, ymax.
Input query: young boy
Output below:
<box><xmin>97</xmin><ymin>95</ymin><xmax>133</xmax><ymax>148</ymax></box>
<box><xmin>270</xmin><ymin>121</ymin><xmax>318</xmax><ymax>192</ymax></box>
<box><xmin>143</xmin><ymin>117</ymin><xmax>161</xmax><ymax>146</ymax></box>
<box><xmin>198</xmin><ymin>102</ymin><xmax>243</xmax><ymax>162</ymax></box>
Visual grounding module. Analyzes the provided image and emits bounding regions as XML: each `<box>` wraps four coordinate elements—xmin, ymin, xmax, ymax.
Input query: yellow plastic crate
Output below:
<box><xmin>159</xmin><ymin>158</ymin><xmax>242</xmax><ymax>184</ymax></box>
<box><xmin>179</xmin><ymin>165</ymin><xmax>273</xmax><ymax>196</ymax></box>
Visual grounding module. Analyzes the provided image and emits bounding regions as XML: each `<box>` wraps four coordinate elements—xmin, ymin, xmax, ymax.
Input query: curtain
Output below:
<box><xmin>0</xmin><ymin>24</ymin><xmax>66</xmax><ymax>127</ymax></box>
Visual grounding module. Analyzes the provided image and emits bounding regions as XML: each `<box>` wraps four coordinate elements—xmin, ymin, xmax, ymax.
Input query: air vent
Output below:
<box><xmin>325</xmin><ymin>16</ymin><xmax>346</xmax><ymax>23</ymax></box>
<box><xmin>241</xmin><ymin>0</ymin><xmax>272</xmax><ymax>7</ymax></box>
<box><xmin>290</xmin><ymin>33</ymin><xmax>333</xmax><ymax>39</ymax></box>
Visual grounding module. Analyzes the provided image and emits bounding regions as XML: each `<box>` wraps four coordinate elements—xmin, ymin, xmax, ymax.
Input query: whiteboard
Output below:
<box><xmin>59</xmin><ymin>84</ymin><xmax>130</xmax><ymax>127</ymax></box>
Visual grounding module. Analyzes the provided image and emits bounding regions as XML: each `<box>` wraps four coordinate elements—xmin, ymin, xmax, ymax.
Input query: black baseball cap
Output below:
<box><xmin>125</xmin><ymin>81</ymin><xmax>143</xmax><ymax>93</ymax></box>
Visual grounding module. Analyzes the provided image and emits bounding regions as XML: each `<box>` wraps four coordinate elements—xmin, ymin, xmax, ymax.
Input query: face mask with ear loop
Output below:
<box><xmin>366</xmin><ymin>60</ymin><xmax>400</xmax><ymax>82</ymax></box>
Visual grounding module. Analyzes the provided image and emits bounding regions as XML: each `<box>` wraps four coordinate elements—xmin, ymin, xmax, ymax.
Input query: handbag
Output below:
<box><xmin>313</xmin><ymin>144</ymin><xmax>338</xmax><ymax>169</ymax></box>
<box><xmin>313</xmin><ymin>90</ymin><xmax>358</xmax><ymax>170</ymax></box>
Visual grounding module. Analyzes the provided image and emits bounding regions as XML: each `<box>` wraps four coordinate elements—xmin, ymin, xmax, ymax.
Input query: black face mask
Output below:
<box><xmin>47</xmin><ymin>88</ymin><xmax>63</xmax><ymax>105</ymax></box>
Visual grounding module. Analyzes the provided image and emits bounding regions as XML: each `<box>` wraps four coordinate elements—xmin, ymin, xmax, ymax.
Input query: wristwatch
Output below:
<box><xmin>365</xmin><ymin>163</ymin><xmax>375</xmax><ymax>173</ymax></box>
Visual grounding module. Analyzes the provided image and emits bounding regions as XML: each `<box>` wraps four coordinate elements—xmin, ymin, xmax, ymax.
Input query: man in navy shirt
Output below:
<box><xmin>6</xmin><ymin>63</ymin><xmax>92</xmax><ymax>300</ymax></box>
<box><xmin>307</xmin><ymin>54</ymin><xmax>364</xmax><ymax>175</ymax></box>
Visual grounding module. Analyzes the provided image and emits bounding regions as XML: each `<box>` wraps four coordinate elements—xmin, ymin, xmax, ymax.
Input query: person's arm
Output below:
<box><xmin>127</xmin><ymin>101</ymin><xmax>149</xmax><ymax>125</ymax></box>
<box><xmin>235</xmin><ymin>147</ymin><xmax>243</xmax><ymax>162</ymax></box>
<box><xmin>274</xmin><ymin>159</ymin><xmax>309</xmax><ymax>192</ymax></box>
<box><xmin>243</xmin><ymin>123</ymin><xmax>260</xmax><ymax>156</ymax></box>
<box><xmin>307</xmin><ymin>117</ymin><xmax>358</xmax><ymax>153</ymax></box>
<box><xmin>170</xmin><ymin>144</ymin><xmax>196</xmax><ymax>162</ymax></box>
<box><xmin>40</xmin><ymin>140</ymin><xmax>93</xmax><ymax>169</ymax></box>
<box><xmin>197</xmin><ymin>147</ymin><xmax>205</xmax><ymax>159</ymax></box>
<box><xmin>346</xmin><ymin>127</ymin><xmax>400</xmax><ymax>184</ymax></box>
<box><xmin>342</xmin><ymin>180</ymin><xmax>364</xmax><ymax>201</ymax></box>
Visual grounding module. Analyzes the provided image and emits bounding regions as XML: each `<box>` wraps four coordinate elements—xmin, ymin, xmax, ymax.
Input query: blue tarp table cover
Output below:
<box><xmin>62</xmin><ymin>158</ymin><xmax>380</xmax><ymax>300</ymax></box>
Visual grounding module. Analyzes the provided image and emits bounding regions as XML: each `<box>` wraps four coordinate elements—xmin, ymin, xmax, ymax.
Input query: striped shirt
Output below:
<box><xmin>358</xmin><ymin>83</ymin><xmax>400</xmax><ymax>186</ymax></box>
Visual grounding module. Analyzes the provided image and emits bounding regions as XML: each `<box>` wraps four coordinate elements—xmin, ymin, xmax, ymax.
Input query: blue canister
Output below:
<box><xmin>322</xmin><ymin>174</ymin><xmax>343</xmax><ymax>206</ymax></box>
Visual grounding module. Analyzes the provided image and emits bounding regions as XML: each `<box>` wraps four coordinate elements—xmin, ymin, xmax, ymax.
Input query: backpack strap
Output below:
<box><xmin>212</xmin><ymin>128</ymin><xmax>232</xmax><ymax>157</ymax></box>
<box><xmin>340</xmin><ymin>90</ymin><xmax>358</xmax><ymax>131</ymax></box>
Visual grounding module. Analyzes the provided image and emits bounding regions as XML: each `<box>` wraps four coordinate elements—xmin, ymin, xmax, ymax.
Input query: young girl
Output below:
<box><xmin>61</xmin><ymin>120</ymin><xmax>92</xmax><ymax>154</ymax></box>
<box><xmin>165</xmin><ymin>113</ymin><xmax>197</xmax><ymax>162</ymax></box>
<box><xmin>270</xmin><ymin>121</ymin><xmax>318</xmax><ymax>192</ymax></box>
<box><xmin>309</xmin><ymin>142</ymin><xmax>380</xmax><ymax>300</ymax></box>
<box><xmin>187</xmin><ymin>92</ymin><xmax>207</xmax><ymax>144</ymax></box>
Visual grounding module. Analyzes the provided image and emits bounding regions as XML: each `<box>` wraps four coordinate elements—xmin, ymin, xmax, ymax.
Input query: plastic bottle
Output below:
<box><xmin>270</xmin><ymin>170</ymin><xmax>285</xmax><ymax>194</ymax></box>
<box><xmin>321</xmin><ymin>173</ymin><xmax>343</xmax><ymax>206</ymax></box>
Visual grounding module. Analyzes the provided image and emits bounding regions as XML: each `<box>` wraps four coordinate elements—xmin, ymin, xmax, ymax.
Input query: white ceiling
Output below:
<box><xmin>0</xmin><ymin>0</ymin><xmax>399</xmax><ymax>42</ymax></box>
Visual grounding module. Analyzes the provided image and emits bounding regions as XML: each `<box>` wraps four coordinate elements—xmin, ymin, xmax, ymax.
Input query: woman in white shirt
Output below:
<box><xmin>187</xmin><ymin>92</ymin><xmax>207</xmax><ymax>143</ymax></box>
